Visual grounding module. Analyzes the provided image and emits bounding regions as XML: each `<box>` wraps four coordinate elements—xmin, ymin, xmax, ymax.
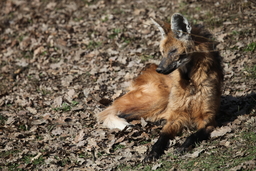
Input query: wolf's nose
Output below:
<box><xmin>156</xmin><ymin>67</ymin><xmax>163</xmax><ymax>73</ymax></box>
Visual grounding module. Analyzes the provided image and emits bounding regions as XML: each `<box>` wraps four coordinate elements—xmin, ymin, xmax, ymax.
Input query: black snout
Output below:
<box><xmin>157</xmin><ymin>57</ymin><xmax>177</xmax><ymax>75</ymax></box>
<box><xmin>156</xmin><ymin>67</ymin><xmax>163</xmax><ymax>73</ymax></box>
<box><xmin>156</xmin><ymin>63</ymin><xmax>177</xmax><ymax>75</ymax></box>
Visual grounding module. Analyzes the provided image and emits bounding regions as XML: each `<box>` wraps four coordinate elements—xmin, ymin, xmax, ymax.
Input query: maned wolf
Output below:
<box><xmin>97</xmin><ymin>13</ymin><xmax>223</xmax><ymax>162</ymax></box>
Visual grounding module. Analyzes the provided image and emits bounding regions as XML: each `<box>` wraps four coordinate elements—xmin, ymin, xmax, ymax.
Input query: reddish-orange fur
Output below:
<box><xmin>96</xmin><ymin>13</ymin><xmax>223</xmax><ymax>161</ymax></box>
<box><xmin>97</xmin><ymin>64</ymin><xmax>172</xmax><ymax>127</ymax></box>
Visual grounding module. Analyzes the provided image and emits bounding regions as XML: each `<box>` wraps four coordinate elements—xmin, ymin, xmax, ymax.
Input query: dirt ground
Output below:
<box><xmin>0</xmin><ymin>0</ymin><xmax>256</xmax><ymax>170</ymax></box>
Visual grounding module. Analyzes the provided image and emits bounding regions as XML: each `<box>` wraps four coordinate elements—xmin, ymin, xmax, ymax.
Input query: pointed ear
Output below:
<box><xmin>151</xmin><ymin>18</ymin><xmax>171</xmax><ymax>39</ymax></box>
<box><xmin>171</xmin><ymin>13</ymin><xmax>192</xmax><ymax>39</ymax></box>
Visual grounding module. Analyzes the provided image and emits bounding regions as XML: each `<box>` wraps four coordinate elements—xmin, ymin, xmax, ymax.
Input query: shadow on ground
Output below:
<box><xmin>218</xmin><ymin>92</ymin><xmax>256</xmax><ymax>125</ymax></box>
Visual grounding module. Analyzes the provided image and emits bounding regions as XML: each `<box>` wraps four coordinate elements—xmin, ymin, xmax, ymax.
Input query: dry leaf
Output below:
<box><xmin>152</xmin><ymin>163</ymin><xmax>162</xmax><ymax>170</ymax></box>
<box><xmin>133</xmin><ymin>145</ymin><xmax>147</xmax><ymax>154</ymax></box>
<box><xmin>112</xmin><ymin>90</ymin><xmax>122</xmax><ymax>99</ymax></box>
<box><xmin>184</xmin><ymin>149</ymin><xmax>204</xmax><ymax>158</ymax></box>
<box><xmin>211</xmin><ymin>126</ymin><xmax>232</xmax><ymax>138</ymax></box>
<box><xmin>51</xmin><ymin>127</ymin><xmax>63</xmax><ymax>136</ymax></box>
<box><xmin>74</xmin><ymin>129</ymin><xmax>85</xmax><ymax>143</ymax></box>
<box><xmin>53</xmin><ymin>96</ymin><xmax>63</xmax><ymax>108</ymax></box>
<box><xmin>33</xmin><ymin>46</ymin><xmax>44</xmax><ymax>57</ymax></box>
<box><xmin>26</xmin><ymin>107</ymin><xmax>37</xmax><ymax>114</ymax></box>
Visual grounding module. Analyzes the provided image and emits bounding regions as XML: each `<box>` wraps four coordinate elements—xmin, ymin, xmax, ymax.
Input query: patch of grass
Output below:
<box><xmin>87</xmin><ymin>31</ymin><xmax>96</xmax><ymax>38</ymax></box>
<box><xmin>78</xmin><ymin>152</ymin><xmax>90</xmax><ymax>158</ymax></box>
<box><xmin>18</xmin><ymin>124</ymin><xmax>29</xmax><ymax>131</ymax></box>
<box><xmin>36</xmin><ymin>135</ymin><xmax>43</xmax><ymax>140</ymax></box>
<box><xmin>113</xmin><ymin>144</ymin><xmax>125</xmax><ymax>151</ymax></box>
<box><xmin>157</xmin><ymin>146</ymin><xmax>255</xmax><ymax>170</ymax></box>
<box><xmin>231</xmin><ymin>30</ymin><xmax>240</xmax><ymax>36</ymax></box>
<box><xmin>37</xmin><ymin>89</ymin><xmax>51</xmax><ymax>96</ymax></box>
<box><xmin>41</xmin><ymin>51</ymin><xmax>47</xmax><ymax>56</ymax></box>
<box><xmin>21</xmin><ymin>50</ymin><xmax>33</xmax><ymax>59</ymax></box>
<box><xmin>120</xmin><ymin>35</ymin><xmax>135</xmax><ymax>48</ymax></box>
<box><xmin>230</xmin><ymin>45</ymin><xmax>239</xmax><ymax>51</ymax></box>
<box><xmin>121</xmin><ymin>36</ymin><xmax>133</xmax><ymax>44</ymax></box>
<box><xmin>53</xmin><ymin>101</ymin><xmax>79</xmax><ymax>112</ymax></box>
<box><xmin>179</xmin><ymin>2</ymin><xmax>188</xmax><ymax>12</ymax></box>
<box><xmin>57</xmin><ymin>157</ymin><xmax>71</xmax><ymax>167</ymax></box>
<box><xmin>22</xmin><ymin>154</ymin><xmax>45</xmax><ymax>165</ymax></box>
<box><xmin>47</xmin><ymin>124</ymin><xmax>56</xmax><ymax>132</ymax></box>
<box><xmin>205</xmin><ymin>11</ymin><xmax>213</xmax><ymax>18</ymax></box>
<box><xmin>113</xmin><ymin>28</ymin><xmax>122</xmax><ymax>34</ymax></box>
<box><xmin>71</xmin><ymin>100</ymin><xmax>79</xmax><ymax>106</ymax></box>
<box><xmin>27</xmin><ymin>75</ymin><xmax>33</xmax><ymax>80</ymax></box>
<box><xmin>97</xmin><ymin>152</ymin><xmax>103</xmax><ymax>157</ymax></box>
<box><xmin>28</xmin><ymin>19</ymin><xmax>33</xmax><ymax>24</ymax></box>
<box><xmin>79</xmin><ymin>154</ymin><xmax>86</xmax><ymax>158</ymax></box>
<box><xmin>74</xmin><ymin>17</ymin><xmax>83</xmax><ymax>22</ymax></box>
<box><xmin>0</xmin><ymin>150</ymin><xmax>22</xmax><ymax>171</ymax></box>
<box><xmin>86</xmin><ymin>71</ymin><xmax>91</xmax><ymax>76</ymax></box>
<box><xmin>87</xmin><ymin>41</ymin><xmax>102</xmax><ymax>50</ymax></box>
<box><xmin>230</xmin><ymin>29</ymin><xmax>252</xmax><ymax>39</ymax></box>
<box><xmin>23</xmin><ymin>155</ymin><xmax>32</xmax><ymax>164</ymax></box>
<box><xmin>241</xmin><ymin>131</ymin><xmax>256</xmax><ymax>142</ymax></box>
<box><xmin>244</xmin><ymin>65</ymin><xmax>256</xmax><ymax>78</ymax></box>
<box><xmin>109</xmin><ymin>28</ymin><xmax>122</xmax><ymax>39</ymax></box>
<box><xmin>0</xmin><ymin>114</ymin><xmax>7</xmax><ymax>125</ymax></box>
<box><xmin>1</xmin><ymin>150</ymin><xmax>20</xmax><ymax>158</ymax></box>
<box><xmin>81</xmin><ymin>0</ymin><xmax>99</xmax><ymax>6</ymax></box>
<box><xmin>205</xmin><ymin>17</ymin><xmax>224</xmax><ymax>29</ymax></box>
<box><xmin>54</xmin><ymin>103</ymin><xmax>71</xmax><ymax>111</ymax></box>
<box><xmin>101</xmin><ymin>15</ymin><xmax>109</xmax><ymax>22</ymax></box>
<box><xmin>195</xmin><ymin>6</ymin><xmax>201</xmax><ymax>11</ymax></box>
<box><xmin>117</xmin><ymin>128</ymin><xmax>256</xmax><ymax>171</ymax></box>
<box><xmin>1</xmin><ymin>151</ymin><xmax>46</xmax><ymax>170</ymax></box>
<box><xmin>112</xmin><ymin>8</ymin><xmax>125</xmax><ymax>15</ymax></box>
<box><xmin>118</xmin><ymin>163</ymin><xmax>152</xmax><ymax>171</ymax></box>
<box><xmin>140</xmin><ymin>55</ymin><xmax>154</xmax><ymax>62</ymax></box>
<box><xmin>244</xmin><ymin>42</ymin><xmax>256</xmax><ymax>52</ymax></box>
<box><xmin>32</xmin><ymin>155</ymin><xmax>45</xmax><ymax>165</ymax></box>
<box><xmin>140</xmin><ymin>140</ymin><xmax>151</xmax><ymax>145</ymax></box>
<box><xmin>7</xmin><ymin>163</ymin><xmax>23</xmax><ymax>171</ymax></box>
<box><xmin>18</xmin><ymin>35</ymin><xmax>24</xmax><ymax>42</ymax></box>
<box><xmin>50</xmin><ymin>56</ymin><xmax>61</xmax><ymax>63</ymax></box>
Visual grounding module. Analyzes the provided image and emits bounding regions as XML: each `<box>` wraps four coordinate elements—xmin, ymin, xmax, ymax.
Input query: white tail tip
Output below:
<box><xmin>103</xmin><ymin>114</ymin><xmax>129</xmax><ymax>130</ymax></box>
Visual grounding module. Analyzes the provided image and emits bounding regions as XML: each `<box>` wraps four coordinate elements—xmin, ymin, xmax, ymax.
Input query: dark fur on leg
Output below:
<box><xmin>176</xmin><ymin>128</ymin><xmax>210</xmax><ymax>154</ymax></box>
<box><xmin>144</xmin><ymin>133</ymin><xmax>170</xmax><ymax>162</ymax></box>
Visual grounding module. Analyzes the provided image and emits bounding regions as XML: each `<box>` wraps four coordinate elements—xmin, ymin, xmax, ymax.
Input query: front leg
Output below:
<box><xmin>144</xmin><ymin>133</ymin><xmax>170</xmax><ymax>162</ymax></box>
<box><xmin>176</xmin><ymin>128</ymin><xmax>210</xmax><ymax>154</ymax></box>
<box><xmin>144</xmin><ymin>117</ymin><xmax>183</xmax><ymax>162</ymax></box>
<box><xmin>177</xmin><ymin>118</ymin><xmax>216</xmax><ymax>154</ymax></box>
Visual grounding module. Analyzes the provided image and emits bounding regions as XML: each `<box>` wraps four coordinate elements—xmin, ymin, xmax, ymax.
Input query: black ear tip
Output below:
<box><xmin>172</xmin><ymin>13</ymin><xmax>183</xmax><ymax>18</ymax></box>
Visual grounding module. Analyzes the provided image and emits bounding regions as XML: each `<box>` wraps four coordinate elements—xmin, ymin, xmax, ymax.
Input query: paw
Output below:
<box><xmin>174</xmin><ymin>147</ymin><xmax>186</xmax><ymax>155</ymax></box>
<box><xmin>143</xmin><ymin>154</ymin><xmax>156</xmax><ymax>163</ymax></box>
<box><xmin>143</xmin><ymin>151</ymin><xmax>159</xmax><ymax>163</ymax></box>
<box><xmin>175</xmin><ymin>146</ymin><xmax>192</xmax><ymax>155</ymax></box>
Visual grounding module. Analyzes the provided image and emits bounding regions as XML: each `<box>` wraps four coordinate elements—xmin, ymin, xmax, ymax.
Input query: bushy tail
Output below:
<box><xmin>96</xmin><ymin>106</ymin><xmax>129</xmax><ymax>130</ymax></box>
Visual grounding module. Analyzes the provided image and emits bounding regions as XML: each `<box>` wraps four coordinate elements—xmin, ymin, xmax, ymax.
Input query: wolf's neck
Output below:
<box><xmin>179</xmin><ymin>53</ymin><xmax>210</xmax><ymax>87</ymax></box>
<box><xmin>179</xmin><ymin>59</ymin><xmax>193</xmax><ymax>81</ymax></box>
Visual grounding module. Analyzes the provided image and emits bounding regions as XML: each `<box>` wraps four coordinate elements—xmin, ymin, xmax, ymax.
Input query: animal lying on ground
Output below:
<box><xmin>96</xmin><ymin>13</ymin><xmax>224</xmax><ymax>162</ymax></box>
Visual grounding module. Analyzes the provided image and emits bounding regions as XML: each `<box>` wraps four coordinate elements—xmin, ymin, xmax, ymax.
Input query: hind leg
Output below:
<box><xmin>114</xmin><ymin>86</ymin><xmax>170</xmax><ymax>122</ymax></box>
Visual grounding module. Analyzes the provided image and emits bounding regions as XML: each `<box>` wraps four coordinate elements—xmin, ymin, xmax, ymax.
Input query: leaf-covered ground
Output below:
<box><xmin>0</xmin><ymin>0</ymin><xmax>256</xmax><ymax>170</ymax></box>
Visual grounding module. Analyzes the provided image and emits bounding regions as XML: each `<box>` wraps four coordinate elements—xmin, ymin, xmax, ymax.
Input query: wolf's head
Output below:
<box><xmin>152</xmin><ymin>13</ymin><xmax>194</xmax><ymax>74</ymax></box>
